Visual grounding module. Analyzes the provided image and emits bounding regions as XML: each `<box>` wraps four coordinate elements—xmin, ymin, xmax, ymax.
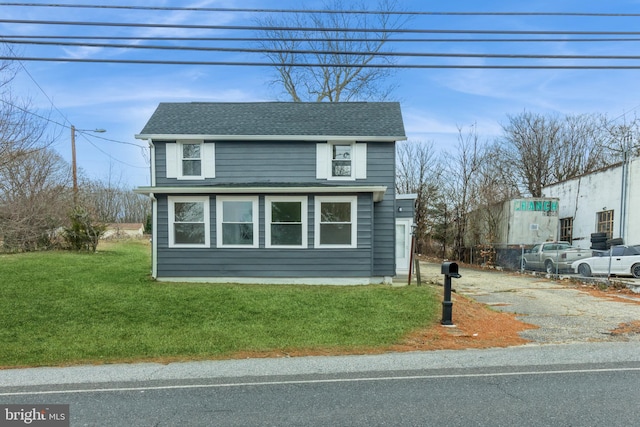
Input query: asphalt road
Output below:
<box><xmin>2</xmin><ymin>344</ymin><xmax>640</xmax><ymax>426</ymax></box>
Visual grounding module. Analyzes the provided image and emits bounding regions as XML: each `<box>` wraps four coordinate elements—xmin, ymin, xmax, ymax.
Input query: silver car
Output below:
<box><xmin>572</xmin><ymin>245</ymin><xmax>640</xmax><ymax>278</ymax></box>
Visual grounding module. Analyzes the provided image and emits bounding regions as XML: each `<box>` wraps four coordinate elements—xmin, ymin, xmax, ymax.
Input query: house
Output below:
<box><xmin>134</xmin><ymin>102</ymin><xmax>409</xmax><ymax>284</ymax></box>
<box><xmin>542</xmin><ymin>156</ymin><xmax>640</xmax><ymax>249</ymax></box>
<box><xmin>102</xmin><ymin>223</ymin><xmax>146</xmax><ymax>240</ymax></box>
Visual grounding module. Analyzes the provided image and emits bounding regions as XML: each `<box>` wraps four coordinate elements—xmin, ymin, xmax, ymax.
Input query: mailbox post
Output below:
<box><xmin>441</xmin><ymin>262</ymin><xmax>462</xmax><ymax>326</ymax></box>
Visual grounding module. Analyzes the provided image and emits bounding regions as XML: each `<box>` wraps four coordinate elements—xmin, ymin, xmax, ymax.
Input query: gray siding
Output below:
<box><xmin>156</xmin><ymin>194</ymin><xmax>375</xmax><ymax>279</ymax></box>
<box><xmin>153</xmin><ymin>139</ymin><xmax>397</xmax><ymax>279</ymax></box>
<box><xmin>367</xmin><ymin>143</ymin><xmax>396</xmax><ymax>276</ymax></box>
<box><xmin>397</xmin><ymin>198</ymin><xmax>416</xmax><ymax>219</ymax></box>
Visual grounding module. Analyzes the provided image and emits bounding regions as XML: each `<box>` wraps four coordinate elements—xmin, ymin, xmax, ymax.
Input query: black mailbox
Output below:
<box><xmin>441</xmin><ymin>262</ymin><xmax>462</xmax><ymax>326</ymax></box>
<box><xmin>441</xmin><ymin>261</ymin><xmax>461</xmax><ymax>279</ymax></box>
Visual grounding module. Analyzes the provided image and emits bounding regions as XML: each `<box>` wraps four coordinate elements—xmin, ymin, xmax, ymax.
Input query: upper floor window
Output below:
<box><xmin>332</xmin><ymin>144</ymin><xmax>352</xmax><ymax>177</ymax></box>
<box><xmin>165</xmin><ymin>140</ymin><xmax>215</xmax><ymax>180</ymax></box>
<box><xmin>181</xmin><ymin>143</ymin><xmax>201</xmax><ymax>177</ymax></box>
<box><xmin>266</xmin><ymin>196</ymin><xmax>308</xmax><ymax>248</ymax></box>
<box><xmin>216</xmin><ymin>196</ymin><xmax>259</xmax><ymax>248</ymax></box>
<box><xmin>168</xmin><ymin>196</ymin><xmax>210</xmax><ymax>248</ymax></box>
<box><xmin>597</xmin><ymin>210</ymin><xmax>614</xmax><ymax>239</ymax></box>
<box><xmin>316</xmin><ymin>142</ymin><xmax>367</xmax><ymax>180</ymax></box>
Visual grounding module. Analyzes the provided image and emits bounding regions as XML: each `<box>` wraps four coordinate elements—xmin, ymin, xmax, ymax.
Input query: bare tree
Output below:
<box><xmin>0</xmin><ymin>147</ymin><xmax>71</xmax><ymax>251</ymax></box>
<box><xmin>80</xmin><ymin>179</ymin><xmax>150</xmax><ymax>224</ymax></box>
<box><xmin>448</xmin><ymin>125</ymin><xmax>484</xmax><ymax>261</ymax></box>
<box><xmin>396</xmin><ymin>140</ymin><xmax>445</xmax><ymax>255</ymax></box>
<box><xmin>597</xmin><ymin>114</ymin><xmax>640</xmax><ymax>162</ymax></box>
<box><xmin>255</xmin><ymin>0</ymin><xmax>406</xmax><ymax>102</ymax></box>
<box><xmin>495</xmin><ymin>111</ymin><xmax>613</xmax><ymax>197</ymax></box>
<box><xmin>2</xmin><ymin>49</ymin><xmax>57</xmax><ymax>164</ymax></box>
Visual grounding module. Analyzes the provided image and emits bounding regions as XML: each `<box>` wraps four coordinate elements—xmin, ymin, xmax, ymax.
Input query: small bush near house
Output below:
<box><xmin>63</xmin><ymin>206</ymin><xmax>106</xmax><ymax>252</ymax></box>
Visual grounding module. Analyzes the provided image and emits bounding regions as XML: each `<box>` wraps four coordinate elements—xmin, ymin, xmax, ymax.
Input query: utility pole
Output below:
<box><xmin>71</xmin><ymin>125</ymin><xmax>106</xmax><ymax>205</ymax></box>
<box><xmin>71</xmin><ymin>125</ymin><xmax>78</xmax><ymax>205</ymax></box>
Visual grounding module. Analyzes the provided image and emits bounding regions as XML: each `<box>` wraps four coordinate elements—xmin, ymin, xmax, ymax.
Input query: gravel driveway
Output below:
<box><xmin>418</xmin><ymin>262</ymin><xmax>640</xmax><ymax>344</ymax></box>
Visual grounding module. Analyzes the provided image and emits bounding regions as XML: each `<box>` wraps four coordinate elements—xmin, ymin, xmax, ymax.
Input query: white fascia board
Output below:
<box><xmin>397</xmin><ymin>193</ymin><xmax>418</xmax><ymax>200</ymax></box>
<box><xmin>134</xmin><ymin>185</ymin><xmax>388</xmax><ymax>202</ymax></box>
<box><xmin>135</xmin><ymin>134</ymin><xmax>407</xmax><ymax>142</ymax></box>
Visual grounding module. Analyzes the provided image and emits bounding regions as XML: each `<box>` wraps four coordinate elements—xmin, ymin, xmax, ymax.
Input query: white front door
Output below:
<box><xmin>395</xmin><ymin>219</ymin><xmax>413</xmax><ymax>274</ymax></box>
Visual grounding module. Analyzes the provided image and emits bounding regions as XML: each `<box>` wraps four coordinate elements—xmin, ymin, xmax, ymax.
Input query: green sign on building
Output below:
<box><xmin>514</xmin><ymin>200</ymin><xmax>558</xmax><ymax>212</ymax></box>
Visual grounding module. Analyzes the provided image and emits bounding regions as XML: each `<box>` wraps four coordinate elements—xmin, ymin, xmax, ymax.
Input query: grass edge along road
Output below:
<box><xmin>0</xmin><ymin>240</ymin><xmax>441</xmax><ymax>368</ymax></box>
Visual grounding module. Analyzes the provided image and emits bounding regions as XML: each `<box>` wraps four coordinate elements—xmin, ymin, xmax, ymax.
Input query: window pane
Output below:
<box><xmin>272</xmin><ymin>202</ymin><xmax>301</xmax><ymax>222</ymax></box>
<box><xmin>396</xmin><ymin>224</ymin><xmax>406</xmax><ymax>260</ymax></box>
<box><xmin>174</xmin><ymin>223</ymin><xmax>205</xmax><ymax>244</ymax></box>
<box><xmin>333</xmin><ymin>145</ymin><xmax>351</xmax><ymax>160</ymax></box>
<box><xmin>223</xmin><ymin>201</ymin><xmax>253</xmax><ymax>222</ymax></box>
<box><xmin>182</xmin><ymin>160</ymin><xmax>201</xmax><ymax>176</ymax></box>
<box><xmin>183</xmin><ymin>144</ymin><xmax>201</xmax><ymax>159</ymax></box>
<box><xmin>174</xmin><ymin>202</ymin><xmax>204</xmax><ymax>222</ymax></box>
<box><xmin>271</xmin><ymin>224</ymin><xmax>302</xmax><ymax>245</ymax></box>
<box><xmin>320</xmin><ymin>224</ymin><xmax>351</xmax><ymax>245</ymax></box>
<box><xmin>332</xmin><ymin>161</ymin><xmax>351</xmax><ymax>177</ymax></box>
<box><xmin>222</xmin><ymin>223</ymin><xmax>254</xmax><ymax>245</ymax></box>
<box><xmin>320</xmin><ymin>202</ymin><xmax>351</xmax><ymax>222</ymax></box>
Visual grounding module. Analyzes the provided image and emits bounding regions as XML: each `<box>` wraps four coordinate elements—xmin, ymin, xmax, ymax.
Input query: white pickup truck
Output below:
<box><xmin>521</xmin><ymin>242</ymin><xmax>592</xmax><ymax>274</ymax></box>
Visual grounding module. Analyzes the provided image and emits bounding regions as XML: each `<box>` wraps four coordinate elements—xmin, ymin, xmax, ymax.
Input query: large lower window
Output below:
<box><xmin>216</xmin><ymin>196</ymin><xmax>259</xmax><ymax>248</ymax></box>
<box><xmin>266</xmin><ymin>196</ymin><xmax>307</xmax><ymax>248</ymax></box>
<box><xmin>315</xmin><ymin>196</ymin><xmax>357</xmax><ymax>248</ymax></box>
<box><xmin>168</xmin><ymin>196</ymin><xmax>210</xmax><ymax>247</ymax></box>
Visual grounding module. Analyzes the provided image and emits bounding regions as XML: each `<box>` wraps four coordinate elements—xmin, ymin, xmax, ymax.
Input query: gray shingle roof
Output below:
<box><xmin>137</xmin><ymin>102</ymin><xmax>405</xmax><ymax>139</ymax></box>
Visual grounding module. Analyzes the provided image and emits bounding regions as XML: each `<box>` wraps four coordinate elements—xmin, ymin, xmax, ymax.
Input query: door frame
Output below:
<box><xmin>395</xmin><ymin>218</ymin><xmax>413</xmax><ymax>275</ymax></box>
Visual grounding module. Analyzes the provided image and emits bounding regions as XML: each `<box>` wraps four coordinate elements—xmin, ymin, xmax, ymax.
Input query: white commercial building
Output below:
<box><xmin>543</xmin><ymin>156</ymin><xmax>640</xmax><ymax>249</ymax></box>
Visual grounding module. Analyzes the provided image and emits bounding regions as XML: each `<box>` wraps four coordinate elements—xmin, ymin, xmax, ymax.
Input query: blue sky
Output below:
<box><xmin>3</xmin><ymin>0</ymin><xmax>640</xmax><ymax>187</ymax></box>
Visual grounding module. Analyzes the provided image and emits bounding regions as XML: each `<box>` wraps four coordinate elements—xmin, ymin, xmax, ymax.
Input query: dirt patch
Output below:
<box><xmin>610</xmin><ymin>320</ymin><xmax>640</xmax><ymax>336</ymax></box>
<box><xmin>564</xmin><ymin>280</ymin><xmax>640</xmax><ymax>305</ymax></box>
<box><xmin>389</xmin><ymin>293</ymin><xmax>537</xmax><ymax>351</ymax></box>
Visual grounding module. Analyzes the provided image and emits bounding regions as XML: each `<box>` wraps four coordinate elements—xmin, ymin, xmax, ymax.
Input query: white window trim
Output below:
<box><xmin>168</xmin><ymin>196</ymin><xmax>210</xmax><ymax>248</ymax></box>
<box><xmin>314</xmin><ymin>195</ymin><xmax>358</xmax><ymax>248</ymax></box>
<box><xmin>316</xmin><ymin>142</ymin><xmax>366</xmax><ymax>181</ymax></box>
<box><xmin>216</xmin><ymin>196</ymin><xmax>259</xmax><ymax>248</ymax></box>
<box><xmin>265</xmin><ymin>196</ymin><xmax>308</xmax><ymax>249</ymax></box>
<box><xmin>166</xmin><ymin>140</ymin><xmax>215</xmax><ymax>180</ymax></box>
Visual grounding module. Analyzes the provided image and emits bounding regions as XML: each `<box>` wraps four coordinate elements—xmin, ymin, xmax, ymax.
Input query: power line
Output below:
<box><xmin>4</xmin><ymin>35</ymin><xmax>640</xmax><ymax>44</ymax></box>
<box><xmin>2</xmin><ymin>3</ymin><xmax>640</xmax><ymax>17</ymax></box>
<box><xmin>80</xmin><ymin>135</ymin><xmax>148</xmax><ymax>169</ymax></box>
<box><xmin>4</xmin><ymin>38</ymin><xmax>640</xmax><ymax>61</ymax></box>
<box><xmin>4</xmin><ymin>19</ymin><xmax>640</xmax><ymax>35</ymax></box>
<box><xmin>0</xmin><ymin>98</ymin><xmax>145</xmax><ymax>149</ymax></box>
<box><xmin>5</xmin><ymin>56</ymin><xmax>640</xmax><ymax>69</ymax></box>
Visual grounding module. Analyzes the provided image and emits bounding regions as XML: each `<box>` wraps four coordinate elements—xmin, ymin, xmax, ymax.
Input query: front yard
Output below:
<box><xmin>0</xmin><ymin>240</ymin><xmax>440</xmax><ymax>367</ymax></box>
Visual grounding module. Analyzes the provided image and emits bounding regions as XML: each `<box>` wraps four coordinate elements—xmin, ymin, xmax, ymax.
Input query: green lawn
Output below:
<box><xmin>0</xmin><ymin>240</ymin><xmax>440</xmax><ymax>367</ymax></box>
